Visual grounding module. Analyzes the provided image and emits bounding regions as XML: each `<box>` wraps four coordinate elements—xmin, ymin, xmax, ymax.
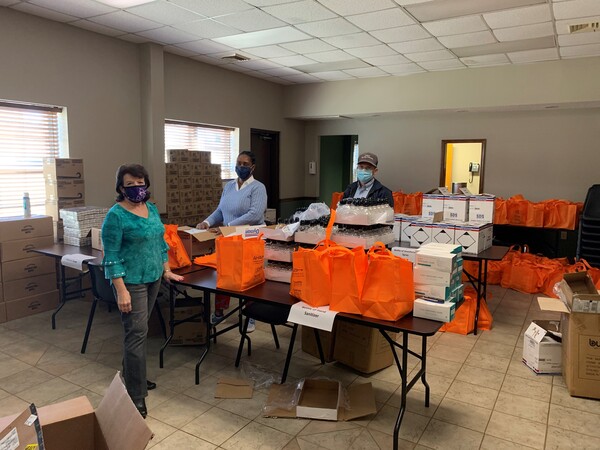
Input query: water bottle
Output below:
<box><xmin>23</xmin><ymin>192</ymin><xmax>31</xmax><ymax>218</ymax></box>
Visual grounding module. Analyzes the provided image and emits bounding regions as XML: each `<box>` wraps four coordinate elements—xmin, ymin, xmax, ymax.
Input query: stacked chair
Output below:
<box><xmin>577</xmin><ymin>185</ymin><xmax>600</xmax><ymax>267</ymax></box>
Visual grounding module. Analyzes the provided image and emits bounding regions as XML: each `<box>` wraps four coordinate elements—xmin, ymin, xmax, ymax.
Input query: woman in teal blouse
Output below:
<box><xmin>102</xmin><ymin>164</ymin><xmax>182</xmax><ymax>418</ymax></box>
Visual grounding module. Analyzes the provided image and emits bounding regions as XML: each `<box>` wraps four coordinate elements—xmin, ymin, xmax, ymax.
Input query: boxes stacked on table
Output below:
<box><xmin>166</xmin><ymin>149</ymin><xmax>222</xmax><ymax>226</ymax></box>
<box><xmin>43</xmin><ymin>158</ymin><xmax>85</xmax><ymax>243</ymax></box>
<box><xmin>59</xmin><ymin>206</ymin><xmax>109</xmax><ymax>247</ymax></box>
<box><xmin>0</xmin><ymin>216</ymin><xmax>57</xmax><ymax>322</ymax></box>
<box><xmin>406</xmin><ymin>192</ymin><xmax>495</xmax><ymax>254</ymax></box>
<box><xmin>412</xmin><ymin>243</ymin><xmax>464</xmax><ymax>322</ymax></box>
<box><xmin>262</xmin><ymin>226</ymin><xmax>295</xmax><ymax>283</ymax></box>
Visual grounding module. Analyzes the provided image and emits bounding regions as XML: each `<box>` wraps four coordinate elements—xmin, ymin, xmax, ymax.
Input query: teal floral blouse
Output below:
<box><xmin>101</xmin><ymin>202</ymin><xmax>169</xmax><ymax>284</ymax></box>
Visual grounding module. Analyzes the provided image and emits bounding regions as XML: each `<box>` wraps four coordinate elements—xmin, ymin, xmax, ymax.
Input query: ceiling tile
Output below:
<box><xmin>191</xmin><ymin>54</ymin><xmax>230</xmax><ymax>65</ymax></box>
<box><xmin>163</xmin><ymin>45</ymin><xmax>200</xmax><ymax>57</ymax></box>
<box><xmin>269</xmin><ymin>54</ymin><xmax>317</xmax><ymax>66</ymax></box>
<box><xmin>70</xmin><ymin>19</ymin><xmax>124</xmax><ymax>36</ymax></box>
<box><xmin>371</xmin><ymin>24</ymin><xmax>432</xmax><ymax>43</ymax></box>
<box><xmin>453</xmin><ymin>35</ymin><xmax>556</xmax><ymax>57</ymax></box>
<box><xmin>388</xmin><ymin>37</ymin><xmax>444</xmax><ymax>53</ymax></box>
<box><xmin>308</xmin><ymin>50</ymin><xmax>355</xmax><ymax>62</ymax></box>
<box><xmin>423</xmin><ymin>16</ymin><xmax>488</xmax><ymax>37</ymax></box>
<box><xmin>295</xmin><ymin>18</ymin><xmax>361</xmax><ymax>38</ymax></box>
<box><xmin>176</xmin><ymin>39</ymin><xmax>234</xmax><ymax>54</ymax></box>
<box><xmin>89</xmin><ymin>11</ymin><xmax>162</xmax><ymax>32</ymax></box>
<box><xmin>558</xmin><ymin>31</ymin><xmax>600</xmax><ymax>46</ymax></box>
<box><xmin>311</xmin><ymin>70</ymin><xmax>355</xmax><ymax>80</ymax></box>
<box><xmin>222</xmin><ymin>63</ymin><xmax>254</xmax><ymax>72</ymax></box>
<box><xmin>209</xmin><ymin>50</ymin><xmax>253</xmax><ymax>59</ymax></box>
<box><xmin>363</xmin><ymin>54</ymin><xmax>409</xmax><ymax>65</ymax></box>
<box><xmin>394</xmin><ymin>0</ymin><xmax>435</xmax><ymax>4</ymax></box>
<box><xmin>245</xmin><ymin>0</ymin><xmax>304</xmax><ymax>6</ymax></box>
<box><xmin>280</xmin><ymin>39</ymin><xmax>337</xmax><ymax>53</ymax></box>
<box><xmin>318</xmin><ymin>0</ymin><xmax>398</xmax><ymax>16</ymax></box>
<box><xmin>30</xmin><ymin>0</ymin><xmax>116</xmax><ymax>17</ymax></box>
<box><xmin>169</xmin><ymin>0</ymin><xmax>253</xmax><ymax>17</ymax></box>
<box><xmin>343</xmin><ymin>67</ymin><xmax>388</xmax><ymax>77</ymax></box>
<box><xmin>493</xmin><ymin>22</ymin><xmax>554</xmax><ymax>42</ymax></box>
<box><xmin>460</xmin><ymin>53</ymin><xmax>510</xmax><ymax>66</ymax></box>
<box><xmin>0</xmin><ymin>0</ymin><xmax>20</xmax><ymax>5</ymax></box>
<box><xmin>406</xmin><ymin>0</ymin><xmax>548</xmax><ymax>22</ymax></box>
<box><xmin>281</xmin><ymin>73</ymin><xmax>322</xmax><ymax>83</ymax></box>
<box><xmin>215</xmin><ymin>9</ymin><xmax>287</xmax><ymax>32</ymax></box>
<box><xmin>293</xmin><ymin>59</ymin><xmax>371</xmax><ymax>72</ymax></box>
<box><xmin>126</xmin><ymin>0</ymin><xmax>202</xmax><ymax>25</ymax></box>
<box><xmin>507</xmin><ymin>47</ymin><xmax>559</xmax><ymax>63</ymax></box>
<box><xmin>345</xmin><ymin>8</ymin><xmax>415</xmax><ymax>31</ymax></box>
<box><xmin>323</xmin><ymin>32</ymin><xmax>382</xmax><ymax>49</ymax></box>
<box><xmin>136</xmin><ymin>26</ymin><xmax>199</xmax><ymax>44</ymax></box>
<box><xmin>418</xmin><ymin>58</ymin><xmax>466</xmax><ymax>70</ymax></box>
<box><xmin>213</xmin><ymin>26</ymin><xmax>310</xmax><ymax>47</ymax></box>
<box><xmin>560</xmin><ymin>42</ymin><xmax>600</xmax><ymax>58</ymax></box>
<box><xmin>243</xmin><ymin>45</ymin><xmax>296</xmax><ymax>58</ymax></box>
<box><xmin>438</xmin><ymin>31</ymin><xmax>496</xmax><ymax>48</ymax></box>
<box><xmin>236</xmin><ymin>59</ymin><xmax>282</xmax><ymax>70</ymax></box>
<box><xmin>553</xmin><ymin>0</ymin><xmax>600</xmax><ymax>20</ymax></box>
<box><xmin>244</xmin><ymin>70</ymin><xmax>277</xmax><ymax>80</ymax></box>
<box><xmin>118</xmin><ymin>33</ymin><xmax>151</xmax><ymax>43</ymax></box>
<box><xmin>262</xmin><ymin>66</ymin><xmax>304</xmax><ymax>76</ymax></box>
<box><xmin>380</xmin><ymin>62</ymin><xmax>425</xmax><ymax>74</ymax></box>
<box><xmin>555</xmin><ymin>15</ymin><xmax>600</xmax><ymax>34</ymax></box>
<box><xmin>263</xmin><ymin>0</ymin><xmax>336</xmax><ymax>24</ymax></box>
<box><xmin>270</xmin><ymin>78</ymin><xmax>295</xmax><ymax>85</ymax></box>
<box><xmin>483</xmin><ymin>4</ymin><xmax>551</xmax><ymax>29</ymax></box>
<box><xmin>345</xmin><ymin>44</ymin><xmax>398</xmax><ymax>58</ymax></box>
<box><xmin>12</xmin><ymin>2</ymin><xmax>78</xmax><ymax>22</ymax></box>
<box><xmin>173</xmin><ymin>19</ymin><xmax>243</xmax><ymax>38</ymax></box>
<box><xmin>405</xmin><ymin>49</ymin><xmax>455</xmax><ymax>62</ymax></box>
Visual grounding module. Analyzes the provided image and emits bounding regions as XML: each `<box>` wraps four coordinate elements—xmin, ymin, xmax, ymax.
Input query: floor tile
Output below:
<box><xmin>501</xmin><ymin>374</ymin><xmax>552</xmax><ymax>402</ymax></box>
<box><xmin>0</xmin><ymin>367</ymin><xmax>55</xmax><ymax>394</ymax></box>
<box><xmin>477</xmin><ymin>329</ymin><xmax>519</xmax><ymax>346</ymax></box>
<box><xmin>222</xmin><ymin>421</ymin><xmax>293</xmax><ymax>450</ymax></box>
<box><xmin>472</xmin><ymin>339</ymin><xmax>515</xmax><ymax>359</ymax></box>
<box><xmin>464</xmin><ymin>351</ymin><xmax>510</xmax><ymax>373</ymax></box>
<box><xmin>485</xmin><ymin>411</ymin><xmax>546</xmax><ymax>449</ymax></box>
<box><xmin>545</xmin><ymin>425</ymin><xmax>600</xmax><ymax>449</ymax></box>
<box><xmin>182</xmin><ymin>406</ymin><xmax>251</xmax><ymax>446</ymax></box>
<box><xmin>548</xmin><ymin>403</ymin><xmax>600</xmax><ymax>438</ymax></box>
<box><xmin>299</xmin><ymin>428</ymin><xmax>363</xmax><ymax>450</ymax></box>
<box><xmin>426</xmin><ymin>343</ymin><xmax>471</xmax><ymax>364</ymax></box>
<box><xmin>367</xmin><ymin>405</ymin><xmax>429</xmax><ymax>443</ymax></box>
<box><xmin>150</xmin><ymin>430</ymin><xmax>216</xmax><ymax>450</ymax></box>
<box><xmin>480</xmin><ymin>435</ymin><xmax>536</xmax><ymax>449</ymax></box>
<box><xmin>144</xmin><ymin>417</ymin><xmax>178</xmax><ymax>448</ymax></box>
<box><xmin>433</xmin><ymin>397</ymin><xmax>492</xmax><ymax>432</ymax></box>
<box><xmin>494</xmin><ymin>391</ymin><xmax>549</xmax><ymax>423</ymax></box>
<box><xmin>0</xmin><ymin>394</ymin><xmax>31</xmax><ymax>417</ymax></box>
<box><xmin>217</xmin><ymin>390</ymin><xmax>269</xmax><ymax>420</ymax></box>
<box><xmin>254</xmin><ymin>415</ymin><xmax>310</xmax><ymax>436</ymax></box>
<box><xmin>445</xmin><ymin>380</ymin><xmax>498</xmax><ymax>409</ymax></box>
<box><xmin>505</xmin><ymin>359</ymin><xmax>553</xmax><ymax>385</ymax></box>
<box><xmin>455</xmin><ymin>364</ymin><xmax>505</xmax><ymax>390</ymax></box>
<box><xmin>0</xmin><ymin>354</ymin><xmax>32</xmax><ymax>379</ymax></box>
<box><xmin>149</xmin><ymin>393</ymin><xmax>211</xmax><ymax>428</ymax></box>
<box><xmin>434</xmin><ymin>331</ymin><xmax>478</xmax><ymax>350</ymax></box>
<box><xmin>182</xmin><ymin>375</ymin><xmax>224</xmax><ymax>406</ymax></box>
<box><xmin>35</xmin><ymin>345</ymin><xmax>90</xmax><ymax>376</ymax></box>
<box><xmin>418</xmin><ymin>419</ymin><xmax>483</xmax><ymax>449</ymax></box>
<box><xmin>551</xmin><ymin>385</ymin><xmax>600</xmax><ymax>415</ymax></box>
<box><xmin>16</xmin><ymin>377</ymin><xmax>82</xmax><ymax>406</ymax></box>
<box><xmin>409</xmin><ymin>372</ymin><xmax>453</xmax><ymax>398</ymax></box>
<box><xmin>387</xmin><ymin>388</ymin><xmax>443</xmax><ymax>418</ymax></box>
<box><xmin>367</xmin><ymin>428</ymin><xmax>416</xmax><ymax>449</ymax></box>
<box><xmin>423</xmin><ymin>356</ymin><xmax>462</xmax><ymax>378</ymax></box>
<box><xmin>60</xmin><ymin>361</ymin><xmax>117</xmax><ymax>387</ymax></box>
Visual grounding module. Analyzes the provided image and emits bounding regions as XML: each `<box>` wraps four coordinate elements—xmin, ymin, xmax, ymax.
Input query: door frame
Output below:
<box><xmin>440</xmin><ymin>139</ymin><xmax>487</xmax><ymax>193</ymax></box>
<box><xmin>251</xmin><ymin>128</ymin><xmax>280</xmax><ymax>213</ymax></box>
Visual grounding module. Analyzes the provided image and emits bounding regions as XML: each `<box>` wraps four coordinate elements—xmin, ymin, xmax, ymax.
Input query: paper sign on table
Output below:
<box><xmin>61</xmin><ymin>253</ymin><xmax>97</xmax><ymax>271</ymax></box>
<box><xmin>287</xmin><ymin>302</ymin><xmax>338</xmax><ymax>331</ymax></box>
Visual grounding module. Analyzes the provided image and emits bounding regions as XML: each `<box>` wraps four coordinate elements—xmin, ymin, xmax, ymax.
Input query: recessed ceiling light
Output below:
<box><xmin>96</xmin><ymin>0</ymin><xmax>155</xmax><ymax>8</ymax></box>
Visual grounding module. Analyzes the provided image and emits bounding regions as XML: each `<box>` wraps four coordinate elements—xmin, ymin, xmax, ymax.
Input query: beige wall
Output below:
<box><xmin>303</xmin><ymin>108</ymin><xmax>600</xmax><ymax>202</ymax></box>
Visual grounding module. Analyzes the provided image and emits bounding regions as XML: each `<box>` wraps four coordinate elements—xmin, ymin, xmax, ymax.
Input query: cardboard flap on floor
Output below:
<box><xmin>338</xmin><ymin>382</ymin><xmax>377</xmax><ymax>421</ymax></box>
<box><xmin>95</xmin><ymin>373</ymin><xmax>153</xmax><ymax>450</ymax></box>
<box><xmin>0</xmin><ymin>404</ymin><xmax>44</xmax><ymax>450</ymax></box>
<box><xmin>537</xmin><ymin>297</ymin><xmax>570</xmax><ymax>314</ymax></box>
<box><xmin>215</xmin><ymin>377</ymin><xmax>254</xmax><ymax>399</ymax></box>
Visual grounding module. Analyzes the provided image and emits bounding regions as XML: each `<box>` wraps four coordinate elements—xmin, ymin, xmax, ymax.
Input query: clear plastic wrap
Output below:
<box><xmin>241</xmin><ymin>361</ymin><xmax>279</xmax><ymax>390</ymax></box>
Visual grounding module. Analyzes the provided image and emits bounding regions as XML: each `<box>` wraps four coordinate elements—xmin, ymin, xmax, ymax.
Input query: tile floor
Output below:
<box><xmin>1</xmin><ymin>285</ymin><xmax>599</xmax><ymax>449</ymax></box>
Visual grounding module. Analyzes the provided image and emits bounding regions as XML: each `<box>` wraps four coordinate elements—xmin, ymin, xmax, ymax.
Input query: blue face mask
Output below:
<box><xmin>357</xmin><ymin>169</ymin><xmax>373</xmax><ymax>184</ymax></box>
<box><xmin>123</xmin><ymin>185</ymin><xmax>147</xmax><ymax>203</ymax></box>
<box><xmin>235</xmin><ymin>165</ymin><xmax>252</xmax><ymax>181</ymax></box>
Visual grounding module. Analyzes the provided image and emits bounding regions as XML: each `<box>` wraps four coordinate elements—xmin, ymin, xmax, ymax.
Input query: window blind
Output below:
<box><xmin>0</xmin><ymin>103</ymin><xmax>62</xmax><ymax>217</ymax></box>
<box><xmin>164</xmin><ymin>120</ymin><xmax>237</xmax><ymax>179</ymax></box>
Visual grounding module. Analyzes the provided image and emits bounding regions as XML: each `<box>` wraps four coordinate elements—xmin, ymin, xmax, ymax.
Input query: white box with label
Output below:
<box><xmin>430</xmin><ymin>222</ymin><xmax>455</xmax><ymax>245</ymax></box>
<box><xmin>443</xmin><ymin>195</ymin><xmax>469</xmax><ymax>222</ymax></box>
<box><xmin>522</xmin><ymin>320</ymin><xmax>562</xmax><ymax>374</ymax></box>
<box><xmin>413</xmin><ymin>298</ymin><xmax>456</xmax><ymax>322</ymax></box>
<box><xmin>453</xmin><ymin>222</ymin><xmax>493</xmax><ymax>255</ymax></box>
<box><xmin>409</xmin><ymin>220</ymin><xmax>433</xmax><ymax>248</ymax></box>
<box><xmin>468</xmin><ymin>194</ymin><xmax>496</xmax><ymax>224</ymax></box>
<box><xmin>422</xmin><ymin>194</ymin><xmax>444</xmax><ymax>219</ymax></box>
<box><xmin>391</xmin><ymin>246</ymin><xmax>419</xmax><ymax>263</ymax></box>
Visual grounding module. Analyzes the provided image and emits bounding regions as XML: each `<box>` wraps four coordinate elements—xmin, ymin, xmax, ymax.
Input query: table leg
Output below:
<box><xmin>51</xmin><ymin>263</ymin><xmax>68</xmax><ymax>329</ymax></box>
<box><xmin>159</xmin><ymin>284</ymin><xmax>176</xmax><ymax>369</ymax></box>
<box><xmin>474</xmin><ymin>260</ymin><xmax>483</xmax><ymax>335</ymax></box>
<box><xmin>420</xmin><ymin>336</ymin><xmax>430</xmax><ymax>407</ymax></box>
<box><xmin>195</xmin><ymin>288</ymin><xmax>212</xmax><ymax>385</ymax></box>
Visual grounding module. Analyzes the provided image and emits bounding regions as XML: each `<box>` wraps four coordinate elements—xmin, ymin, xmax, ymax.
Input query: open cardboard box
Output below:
<box><xmin>0</xmin><ymin>373</ymin><xmax>153</xmax><ymax>450</ymax></box>
<box><xmin>263</xmin><ymin>379</ymin><xmax>376</xmax><ymax>422</ymax></box>
<box><xmin>537</xmin><ymin>271</ymin><xmax>600</xmax><ymax>399</ymax></box>
<box><xmin>0</xmin><ymin>404</ymin><xmax>44</xmax><ymax>449</ymax></box>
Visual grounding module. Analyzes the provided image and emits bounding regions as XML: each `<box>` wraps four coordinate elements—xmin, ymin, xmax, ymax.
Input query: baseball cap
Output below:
<box><xmin>357</xmin><ymin>152</ymin><xmax>378</xmax><ymax>167</ymax></box>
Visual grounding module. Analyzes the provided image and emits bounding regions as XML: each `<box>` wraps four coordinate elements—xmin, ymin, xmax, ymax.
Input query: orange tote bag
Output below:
<box><xmin>216</xmin><ymin>234</ymin><xmax>265</xmax><ymax>291</ymax></box>
<box><xmin>361</xmin><ymin>243</ymin><xmax>415</xmax><ymax>321</ymax></box>
<box><xmin>329</xmin><ymin>246</ymin><xmax>368</xmax><ymax>315</ymax></box>
<box><xmin>164</xmin><ymin>224</ymin><xmax>192</xmax><ymax>269</ymax></box>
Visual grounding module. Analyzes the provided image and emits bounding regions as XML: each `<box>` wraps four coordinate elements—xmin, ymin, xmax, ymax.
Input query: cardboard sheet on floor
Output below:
<box><xmin>215</xmin><ymin>377</ymin><xmax>254</xmax><ymax>399</ymax></box>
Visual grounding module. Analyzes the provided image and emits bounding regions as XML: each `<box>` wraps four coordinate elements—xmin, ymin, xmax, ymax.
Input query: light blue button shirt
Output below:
<box><xmin>354</xmin><ymin>178</ymin><xmax>375</xmax><ymax>199</ymax></box>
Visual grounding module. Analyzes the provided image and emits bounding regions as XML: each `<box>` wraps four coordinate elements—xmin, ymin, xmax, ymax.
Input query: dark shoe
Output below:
<box><xmin>133</xmin><ymin>398</ymin><xmax>147</xmax><ymax>419</ymax></box>
<box><xmin>146</xmin><ymin>380</ymin><xmax>157</xmax><ymax>390</ymax></box>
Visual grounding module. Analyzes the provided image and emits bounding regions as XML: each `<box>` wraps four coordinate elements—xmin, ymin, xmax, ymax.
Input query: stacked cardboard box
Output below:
<box><xmin>60</xmin><ymin>206</ymin><xmax>109</xmax><ymax>247</ymax></box>
<box><xmin>43</xmin><ymin>158</ymin><xmax>85</xmax><ymax>243</ymax></box>
<box><xmin>0</xmin><ymin>216</ymin><xmax>58</xmax><ymax>321</ymax></box>
<box><xmin>166</xmin><ymin>149</ymin><xmax>223</xmax><ymax>226</ymax></box>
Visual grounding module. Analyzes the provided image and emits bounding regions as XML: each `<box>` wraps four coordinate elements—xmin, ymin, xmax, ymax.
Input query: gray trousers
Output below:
<box><xmin>116</xmin><ymin>279</ymin><xmax>161</xmax><ymax>401</ymax></box>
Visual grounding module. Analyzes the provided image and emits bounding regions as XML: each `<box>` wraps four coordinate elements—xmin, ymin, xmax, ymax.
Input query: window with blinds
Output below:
<box><xmin>164</xmin><ymin>120</ymin><xmax>238</xmax><ymax>179</ymax></box>
<box><xmin>0</xmin><ymin>102</ymin><xmax>64</xmax><ymax>217</ymax></box>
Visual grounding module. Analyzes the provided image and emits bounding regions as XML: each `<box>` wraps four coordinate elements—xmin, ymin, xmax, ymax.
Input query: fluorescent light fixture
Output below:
<box><xmin>452</xmin><ymin>35</ymin><xmax>555</xmax><ymax>57</ymax></box>
<box><xmin>97</xmin><ymin>0</ymin><xmax>156</xmax><ymax>7</ymax></box>
<box><xmin>406</xmin><ymin>0</ymin><xmax>545</xmax><ymax>22</ymax></box>
<box><xmin>292</xmin><ymin>59</ymin><xmax>372</xmax><ymax>73</ymax></box>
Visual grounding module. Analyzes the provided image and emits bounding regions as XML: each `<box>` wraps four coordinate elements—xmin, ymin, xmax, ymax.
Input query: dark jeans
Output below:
<box><xmin>115</xmin><ymin>279</ymin><xmax>161</xmax><ymax>401</ymax></box>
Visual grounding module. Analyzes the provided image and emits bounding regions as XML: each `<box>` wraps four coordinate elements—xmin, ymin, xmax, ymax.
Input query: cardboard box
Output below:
<box><xmin>91</xmin><ymin>228</ymin><xmax>103</xmax><ymax>251</ymax></box>
<box><xmin>45</xmin><ymin>198</ymin><xmax>86</xmax><ymax>220</ymax></box>
<box><xmin>0</xmin><ymin>404</ymin><xmax>44</xmax><ymax>449</ymax></box>
<box><xmin>45</xmin><ymin>178</ymin><xmax>85</xmax><ymax>200</ymax></box>
<box><xmin>413</xmin><ymin>265</ymin><xmax>456</xmax><ymax>287</ymax></box>
<box><xmin>301</xmin><ymin>325</ymin><xmax>336</xmax><ymax>362</ymax></box>
<box><xmin>422</xmin><ymin>194</ymin><xmax>445</xmax><ymax>219</ymax></box>
<box><xmin>333</xmin><ymin>322</ymin><xmax>396</xmax><ymax>373</ymax></box>
<box><xmin>162</xmin><ymin>298</ymin><xmax>207</xmax><ymax>346</ymax></box>
<box><xmin>167</xmin><ymin>149</ymin><xmax>190</xmax><ymax>163</ymax></box>
<box><xmin>391</xmin><ymin>246</ymin><xmax>418</xmax><ymax>263</ymax></box>
<box><xmin>3</xmin><ymin>273</ymin><xmax>56</xmax><ymax>301</ymax></box>
<box><xmin>453</xmin><ymin>222</ymin><xmax>493</xmax><ymax>255</ymax></box>
<box><xmin>538</xmin><ymin>272</ymin><xmax>600</xmax><ymax>399</ymax></box>
<box><xmin>165</xmin><ymin>163</ymin><xmax>179</xmax><ymax>177</ymax></box>
<box><xmin>5</xmin><ymin>290</ymin><xmax>59</xmax><ymax>321</ymax></box>
<box><xmin>409</xmin><ymin>220</ymin><xmax>433</xmax><ymax>248</ymax></box>
<box><xmin>177</xmin><ymin>226</ymin><xmax>216</xmax><ymax>258</ymax></box>
<box><xmin>43</xmin><ymin>157</ymin><xmax>84</xmax><ymax>180</ymax></box>
<box><xmin>399</xmin><ymin>215</ymin><xmax>420</xmax><ymax>243</ymax></box>
<box><xmin>522</xmin><ymin>320</ymin><xmax>562</xmax><ymax>374</ymax></box>
<box><xmin>215</xmin><ymin>377</ymin><xmax>254</xmax><ymax>399</ymax></box>
<box><xmin>413</xmin><ymin>298</ymin><xmax>456</xmax><ymax>322</ymax></box>
<box><xmin>468</xmin><ymin>194</ymin><xmax>495</xmax><ymax>223</ymax></box>
<box><xmin>263</xmin><ymin>379</ymin><xmax>376</xmax><ymax>421</ymax></box>
<box><xmin>415</xmin><ymin>246</ymin><xmax>458</xmax><ymax>272</ymax></box>
<box><xmin>414</xmin><ymin>283</ymin><xmax>453</xmax><ymax>302</ymax></box>
<box><xmin>1</xmin><ymin>255</ymin><xmax>55</xmax><ymax>282</ymax></box>
<box><xmin>443</xmin><ymin>195</ymin><xmax>469</xmax><ymax>222</ymax></box>
<box><xmin>0</xmin><ymin>373</ymin><xmax>153</xmax><ymax>450</ymax></box>
<box><xmin>0</xmin><ymin>216</ymin><xmax>53</xmax><ymax>242</ymax></box>
<box><xmin>430</xmin><ymin>222</ymin><xmax>455</xmax><ymax>244</ymax></box>
<box><xmin>1</xmin><ymin>235</ymin><xmax>54</xmax><ymax>262</ymax></box>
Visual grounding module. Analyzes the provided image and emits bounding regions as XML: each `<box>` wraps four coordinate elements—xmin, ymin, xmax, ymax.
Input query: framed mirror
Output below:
<box><xmin>440</xmin><ymin>139</ymin><xmax>486</xmax><ymax>194</ymax></box>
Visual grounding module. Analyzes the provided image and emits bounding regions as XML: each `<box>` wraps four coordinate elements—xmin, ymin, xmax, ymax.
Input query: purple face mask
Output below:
<box><xmin>123</xmin><ymin>185</ymin><xmax>148</xmax><ymax>203</ymax></box>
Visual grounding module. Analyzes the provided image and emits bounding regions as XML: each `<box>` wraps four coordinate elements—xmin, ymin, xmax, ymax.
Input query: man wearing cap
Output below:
<box><xmin>342</xmin><ymin>152</ymin><xmax>394</xmax><ymax>207</ymax></box>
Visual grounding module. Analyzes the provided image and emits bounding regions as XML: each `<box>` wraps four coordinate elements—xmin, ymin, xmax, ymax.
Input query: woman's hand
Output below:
<box><xmin>197</xmin><ymin>221</ymin><xmax>209</xmax><ymax>230</ymax></box>
<box><xmin>117</xmin><ymin>289</ymin><xmax>132</xmax><ymax>313</ymax></box>
<box><xmin>163</xmin><ymin>271</ymin><xmax>184</xmax><ymax>284</ymax></box>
